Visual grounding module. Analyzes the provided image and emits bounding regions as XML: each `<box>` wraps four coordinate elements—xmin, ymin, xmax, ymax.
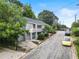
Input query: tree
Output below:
<box><xmin>71</xmin><ymin>22</ymin><xmax>79</xmax><ymax>28</ymax></box>
<box><xmin>56</xmin><ymin>23</ymin><xmax>68</xmax><ymax>30</ymax></box>
<box><xmin>8</xmin><ymin>0</ymin><xmax>23</xmax><ymax>7</ymax></box>
<box><xmin>0</xmin><ymin>0</ymin><xmax>27</xmax><ymax>46</ymax></box>
<box><xmin>38</xmin><ymin>10</ymin><xmax>58</xmax><ymax>25</ymax></box>
<box><xmin>23</xmin><ymin>4</ymin><xmax>36</xmax><ymax>19</ymax></box>
<box><xmin>71</xmin><ymin>20</ymin><xmax>79</xmax><ymax>36</ymax></box>
<box><xmin>8</xmin><ymin>0</ymin><xmax>17</xmax><ymax>2</ymax></box>
<box><xmin>14</xmin><ymin>1</ymin><xmax>23</xmax><ymax>7</ymax></box>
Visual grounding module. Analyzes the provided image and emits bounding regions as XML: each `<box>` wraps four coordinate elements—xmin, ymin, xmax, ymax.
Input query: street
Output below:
<box><xmin>22</xmin><ymin>31</ymin><xmax>72</xmax><ymax>59</ymax></box>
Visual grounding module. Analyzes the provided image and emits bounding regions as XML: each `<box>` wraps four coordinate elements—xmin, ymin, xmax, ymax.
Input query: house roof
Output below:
<box><xmin>25</xmin><ymin>17</ymin><xmax>46</xmax><ymax>25</ymax></box>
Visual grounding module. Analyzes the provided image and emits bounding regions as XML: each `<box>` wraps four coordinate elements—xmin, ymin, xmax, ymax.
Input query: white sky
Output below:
<box><xmin>56</xmin><ymin>8</ymin><xmax>79</xmax><ymax>28</ymax></box>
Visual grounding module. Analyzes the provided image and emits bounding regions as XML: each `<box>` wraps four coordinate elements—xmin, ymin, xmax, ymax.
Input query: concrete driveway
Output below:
<box><xmin>0</xmin><ymin>48</ymin><xmax>25</xmax><ymax>59</ymax></box>
<box><xmin>22</xmin><ymin>31</ymin><xmax>76</xmax><ymax>59</ymax></box>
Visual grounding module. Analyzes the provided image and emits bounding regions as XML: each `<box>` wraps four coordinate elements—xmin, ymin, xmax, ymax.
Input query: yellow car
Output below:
<box><xmin>62</xmin><ymin>38</ymin><xmax>72</xmax><ymax>46</ymax></box>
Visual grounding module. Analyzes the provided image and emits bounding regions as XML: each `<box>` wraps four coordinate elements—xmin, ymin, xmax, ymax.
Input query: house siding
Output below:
<box><xmin>18</xmin><ymin>17</ymin><xmax>46</xmax><ymax>41</ymax></box>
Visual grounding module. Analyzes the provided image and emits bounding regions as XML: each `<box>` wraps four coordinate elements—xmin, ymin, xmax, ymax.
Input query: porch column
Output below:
<box><xmin>35</xmin><ymin>24</ymin><xmax>38</xmax><ymax>40</ymax></box>
<box><xmin>30</xmin><ymin>32</ymin><xmax>32</xmax><ymax>40</ymax></box>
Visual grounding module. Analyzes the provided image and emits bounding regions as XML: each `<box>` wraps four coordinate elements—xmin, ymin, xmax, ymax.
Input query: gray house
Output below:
<box><xmin>18</xmin><ymin>18</ymin><xmax>46</xmax><ymax>41</ymax></box>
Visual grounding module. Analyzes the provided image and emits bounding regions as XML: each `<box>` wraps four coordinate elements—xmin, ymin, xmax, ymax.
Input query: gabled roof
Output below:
<box><xmin>25</xmin><ymin>17</ymin><xmax>46</xmax><ymax>25</ymax></box>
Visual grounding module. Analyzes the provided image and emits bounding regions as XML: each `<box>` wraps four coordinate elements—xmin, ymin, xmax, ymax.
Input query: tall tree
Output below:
<box><xmin>23</xmin><ymin>4</ymin><xmax>36</xmax><ymax>19</ymax></box>
<box><xmin>8</xmin><ymin>0</ymin><xmax>17</xmax><ymax>2</ymax></box>
<box><xmin>71</xmin><ymin>20</ymin><xmax>79</xmax><ymax>36</ymax></box>
<box><xmin>0</xmin><ymin>0</ymin><xmax>27</xmax><ymax>46</ymax></box>
<box><xmin>38</xmin><ymin>10</ymin><xmax>58</xmax><ymax>25</ymax></box>
<box><xmin>71</xmin><ymin>21</ymin><xmax>79</xmax><ymax>28</ymax></box>
<box><xmin>8</xmin><ymin>0</ymin><xmax>23</xmax><ymax>7</ymax></box>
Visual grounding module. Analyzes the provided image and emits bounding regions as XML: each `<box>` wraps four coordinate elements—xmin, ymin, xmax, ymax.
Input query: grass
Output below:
<box><xmin>75</xmin><ymin>45</ymin><xmax>79</xmax><ymax>59</ymax></box>
<box><xmin>73</xmin><ymin>37</ymin><xmax>79</xmax><ymax>59</ymax></box>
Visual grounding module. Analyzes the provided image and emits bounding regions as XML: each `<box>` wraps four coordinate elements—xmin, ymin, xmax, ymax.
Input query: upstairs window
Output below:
<box><xmin>33</xmin><ymin>24</ymin><xmax>36</xmax><ymax>28</ymax></box>
<box><xmin>37</xmin><ymin>25</ymin><xmax>42</xmax><ymax>28</ymax></box>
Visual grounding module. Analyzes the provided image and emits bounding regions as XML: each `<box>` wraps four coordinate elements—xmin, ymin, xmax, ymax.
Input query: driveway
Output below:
<box><xmin>22</xmin><ymin>31</ymin><xmax>75</xmax><ymax>59</ymax></box>
<box><xmin>0</xmin><ymin>49</ymin><xmax>25</xmax><ymax>59</ymax></box>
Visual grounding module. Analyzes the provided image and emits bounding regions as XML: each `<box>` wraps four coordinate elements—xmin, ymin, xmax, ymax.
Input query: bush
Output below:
<box><xmin>51</xmin><ymin>29</ymin><xmax>56</xmax><ymax>34</ymax></box>
<box><xmin>72</xmin><ymin>27</ymin><xmax>79</xmax><ymax>36</ymax></box>
<box><xmin>43</xmin><ymin>25</ymin><xmax>56</xmax><ymax>34</ymax></box>
<box><xmin>72</xmin><ymin>22</ymin><xmax>79</xmax><ymax>28</ymax></box>
<box><xmin>37</xmin><ymin>25</ymin><xmax>56</xmax><ymax>40</ymax></box>
<box><xmin>74</xmin><ymin>39</ymin><xmax>79</xmax><ymax>45</ymax></box>
<box><xmin>37</xmin><ymin>32</ymin><xmax>45</xmax><ymax>40</ymax></box>
<box><xmin>44</xmin><ymin>32</ymin><xmax>49</xmax><ymax>37</ymax></box>
<box><xmin>0</xmin><ymin>38</ymin><xmax>16</xmax><ymax>47</ymax></box>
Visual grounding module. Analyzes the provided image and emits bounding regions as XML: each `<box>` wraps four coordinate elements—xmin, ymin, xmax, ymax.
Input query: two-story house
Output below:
<box><xmin>18</xmin><ymin>18</ymin><xmax>46</xmax><ymax>41</ymax></box>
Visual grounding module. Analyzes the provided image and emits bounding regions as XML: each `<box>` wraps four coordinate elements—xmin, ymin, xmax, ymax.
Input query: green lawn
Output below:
<box><xmin>74</xmin><ymin>37</ymin><xmax>79</xmax><ymax>59</ymax></box>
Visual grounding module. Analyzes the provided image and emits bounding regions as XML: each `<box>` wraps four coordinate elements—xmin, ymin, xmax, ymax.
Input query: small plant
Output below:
<box><xmin>37</xmin><ymin>32</ymin><xmax>45</xmax><ymax>40</ymax></box>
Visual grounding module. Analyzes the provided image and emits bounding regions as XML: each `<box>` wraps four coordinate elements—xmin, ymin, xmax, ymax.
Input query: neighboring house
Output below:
<box><xmin>18</xmin><ymin>18</ymin><xmax>46</xmax><ymax>41</ymax></box>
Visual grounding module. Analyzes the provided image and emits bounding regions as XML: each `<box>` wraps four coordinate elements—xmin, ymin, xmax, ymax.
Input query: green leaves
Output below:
<box><xmin>23</xmin><ymin>4</ymin><xmax>36</xmax><ymax>19</ymax></box>
<box><xmin>0</xmin><ymin>0</ymin><xmax>27</xmax><ymax>46</ymax></box>
<box><xmin>72</xmin><ymin>22</ymin><xmax>79</xmax><ymax>28</ymax></box>
<box><xmin>43</xmin><ymin>25</ymin><xmax>55</xmax><ymax>33</ymax></box>
<box><xmin>72</xmin><ymin>27</ymin><xmax>79</xmax><ymax>36</ymax></box>
<box><xmin>38</xmin><ymin>10</ymin><xmax>58</xmax><ymax>25</ymax></box>
<box><xmin>71</xmin><ymin>20</ymin><xmax>79</xmax><ymax>36</ymax></box>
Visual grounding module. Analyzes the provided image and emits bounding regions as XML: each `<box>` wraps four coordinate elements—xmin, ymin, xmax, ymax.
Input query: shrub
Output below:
<box><xmin>74</xmin><ymin>39</ymin><xmax>79</xmax><ymax>45</ymax></box>
<box><xmin>43</xmin><ymin>32</ymin><xmax>48</xmax><ymax>37</ymax></box>
<box><xmin>43</xmin><ymin>25</ymin><xmax>56</xmax><ymax>34</ymax></box>
<box><xmin>72</xmin><ymin>22</ymin><xmax>79</xmax><ymax>28</ymax></box>
<box><xmin>0</xmin><ymin>38</ymin><xmax>16</xmax><ymax>47</ymax></box>
<box><xmin>37</xmin><ymin>32</ymin><xmax>45</xmax><ymax>40</ymax></box>
<box><xmin>72</xmin><ymin>27</ymin><xmax>79</xmax><ymax>36</ymax></box>
<box><xmin>51</xmin><ymin>29</ymin><xmax>56</xmax><ymax>34</ymax></box>
<box><xmin>37</xmin><ymin>25</ymin><xmax>56</xmax><ymax>40</ymax></box>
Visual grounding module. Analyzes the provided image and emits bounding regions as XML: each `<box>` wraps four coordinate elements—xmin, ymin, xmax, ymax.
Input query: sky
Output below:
<box><xmin>19</xmin><ymin>0</ymin><xmax>79</xmax><ymax>27</ymax></box>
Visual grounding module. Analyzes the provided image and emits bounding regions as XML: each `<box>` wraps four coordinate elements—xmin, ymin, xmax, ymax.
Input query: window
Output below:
<box><xmin>37</xmin><ymin>25</ymin><xmax>42</xmax><ymax>28</ymax></box>
<box><xmin>32</xmin><ymin>32</ymin><xmax>36</xmax><ymax>39</ymax></box>
<box><xmin>64</xmin><ymin>38</ymin><xmax>70</xmax><ymax>41</ymax></box>
<box><xmin>33</xmin><ymin>24</ymin><xmax>36</xmax><ymax>28</ymax></box>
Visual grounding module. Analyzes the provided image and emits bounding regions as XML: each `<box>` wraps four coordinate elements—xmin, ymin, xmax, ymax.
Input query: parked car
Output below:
<box><xmin>62</xmin><ymin>38</ymin><xmax>72</xmax><ymax>46</ymax></box>
<box><xmin>65</xmin><ymin>29</ymin><xmax>71</xmax><ymax>36</ymax></box>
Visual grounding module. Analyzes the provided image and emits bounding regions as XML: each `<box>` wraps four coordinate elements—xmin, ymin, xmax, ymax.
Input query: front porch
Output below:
<box><xmin>18</xmin><ymin>32</ymin><xmax>39</xmax><ymax>41</ymax></box>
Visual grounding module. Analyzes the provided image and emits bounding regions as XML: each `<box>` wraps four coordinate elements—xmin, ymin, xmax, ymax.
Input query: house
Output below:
<box><xmin>18</xmin><ymin>18</ymin><xmax>46</xmax><ymax>41</ymax></box>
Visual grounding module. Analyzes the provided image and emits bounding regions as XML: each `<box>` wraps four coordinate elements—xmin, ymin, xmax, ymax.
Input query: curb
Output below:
<box><xmin>72</xmin><ymin>44</ymin><xmax>78</xmax><ymax>59</ymax></box>
<box><xmin>71</xmin><ymin>37</ymin><xmax>78</xmax><ymax>59</ymax></box>
<box><xmin>18</xmin><ymin>53</ymin><xmax>26</xmax><ymax>59</ymax></box>
<box><xmin>19</xmin><ymin>53</ymin><xmax>27</xmax><ymax>59</ymax></box>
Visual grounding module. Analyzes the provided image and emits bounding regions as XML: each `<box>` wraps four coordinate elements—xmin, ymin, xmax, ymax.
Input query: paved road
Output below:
<box><xmin>23</xmin><ymin>31</ymin><xmax>72</xmax><ymax>59</ymax></box>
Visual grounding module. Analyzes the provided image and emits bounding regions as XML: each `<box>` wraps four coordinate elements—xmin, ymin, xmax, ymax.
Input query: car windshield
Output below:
<box><xmin>64</xmin><ymin>38</ymin><xmax>70</xmax><ymax>41</ymax></box>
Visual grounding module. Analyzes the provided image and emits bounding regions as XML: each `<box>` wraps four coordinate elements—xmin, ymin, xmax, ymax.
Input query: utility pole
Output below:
<box><xmin>75</xmin><ymin>14</ymin><xmax>77</xmax><ymax>22</ymax></box>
